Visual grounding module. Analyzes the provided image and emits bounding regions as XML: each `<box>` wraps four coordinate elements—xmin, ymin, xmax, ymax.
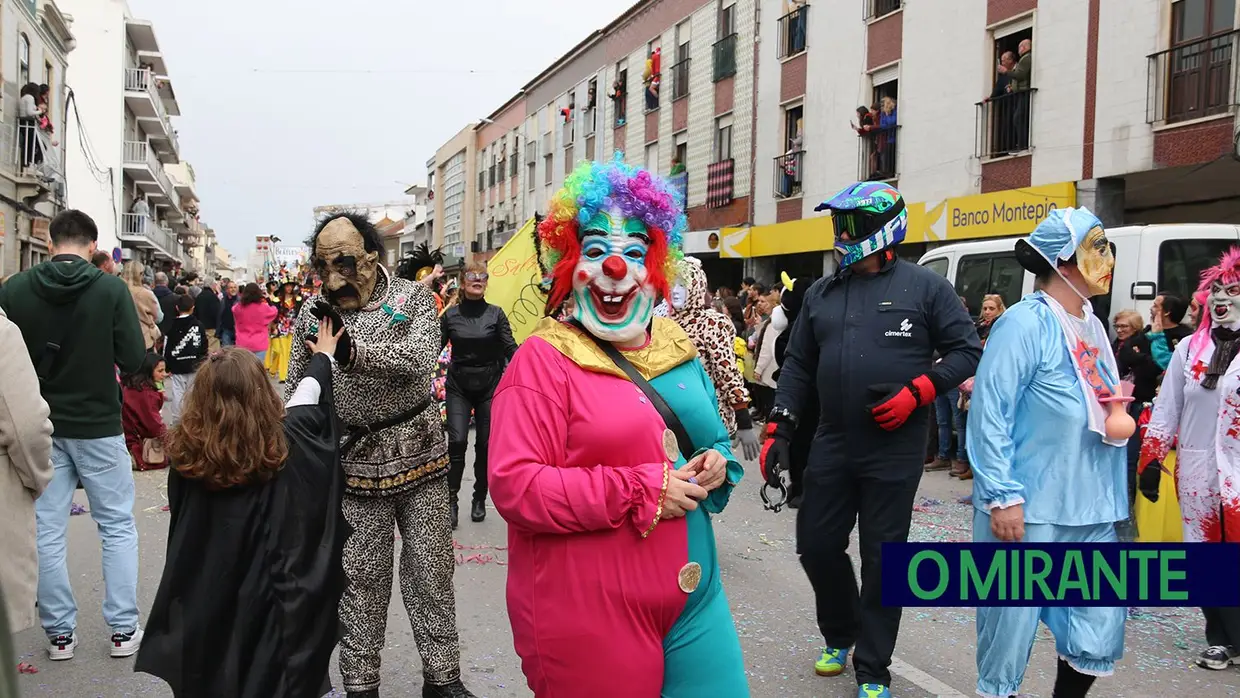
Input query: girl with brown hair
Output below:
<box><xmin>135</xmin><ymin>319</ymin><xmax>350</xmax><ymax>698</ymax></box>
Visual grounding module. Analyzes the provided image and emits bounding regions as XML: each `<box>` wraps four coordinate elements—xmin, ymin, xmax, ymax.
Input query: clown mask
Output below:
<box><xmin>1074</xmin><ymin>224</ymin><xmax>1114</xmax><ymax>297</ymax></box>
<box><xmin>1208</xmin><ymin>280</ymin><xmax>1240</xmax><ymax>329</ymax></box>
<box><xmin>313</xmin><ymin>217</ymin><xmax>380</xmax><ymax>310</ymax></box>
<box><xmin>571</xmin><ymin>208</ymin><xmax>657</xmax><ymax>344</ymax></box>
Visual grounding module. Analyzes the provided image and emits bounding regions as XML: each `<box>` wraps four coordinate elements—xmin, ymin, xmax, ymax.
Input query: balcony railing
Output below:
<box><xmin>1147</xmin><ymin>30</ymin><xmax>1239</xmax><ymax>124</ymax></box>
<box><xmin>120</xmin><ymin>212</ymin><xmax>179</xmax><ymax>259</ymax></box>
<box><xmin>858</xmin><ymin>124</ymin><xmax>899</xmax><ymax>180</ymax></box>
<box><xmin>774</xmin><ymin>150</ymin><xmax>805</xmax><ymax>199</ymax></box>
<box><xmin>777</xmin><ymin>6</ymin><xmax>809</xmax><ymax>59</ymax></box>
<box><xmin>123</xmin><ymin>140</ymin><xmax>182</xmax><ymax>210</ymax></box>
<box><xmin>12</xmin><ymin>122</ymin><xmax>64</xmax><ymax>188</ymax></box>
<box><xmin>863</xmin><ymin>0</ymin><xmax>901</xmax><ymax>21</ymax></box>
<box><xmin>975</xmin><ymin>89</ymin><xmax>1035</xmax><ymax>159</ymax></box>
<box><xmin>123</xmin><ymin>68</ymin><xmax>178</xmax><ymax>156</ymax></box>
<box><xmin>713</xmin><ymin>33</ymin><xmax>738</xmax><ymax>82</ymax></box>
<box><xmin>671</xmin><ymin>58</ymin><xmax>691</xmax><ymax>100</ymax></box>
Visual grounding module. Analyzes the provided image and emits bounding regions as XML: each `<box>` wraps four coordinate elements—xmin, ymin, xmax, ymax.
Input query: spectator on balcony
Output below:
<box><xmin>123</xmin><ymin>261</ymin><xmax>162</xmax><ymax>352</ymax></box>
<box><xmin>999</xmin><ymin>39</ymin><xmax>1033</xmax><ymax>151</ymax></box>
<box><xmin>1002</xmin><ymin>39</ymin><xmax>1033</xmax><ymax>92</ymax></box>
<box><xmin>130</xmin><ymin>198</ymin><xmax>150</xmax><ymax>222</ymax></box>
<box><xmin>18</xmin><ymin>83</ymin><xmax>43</xmax><ymax>169</ymax></box>
<box><xmin>781</xmin><ymin>122</ymin><xmax>804</xmax><ymax>197</ymax></box>
<box><xmin>871</xmin><ymin>96</ymin><xmax>898</xmax><ymax>180</ymax></box>
<box><xmin>670</xmin><ymin>156</ymin><xmax>686</xmax><ymax>176</ymax></box>
<box><xmin>37</xmin><ymin>84</ymin><xmax>56</xmax><ymax>148</ymax></box>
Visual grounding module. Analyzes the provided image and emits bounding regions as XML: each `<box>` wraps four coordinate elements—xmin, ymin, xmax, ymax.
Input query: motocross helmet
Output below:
<box><xmin>814</xmin><ymin>181</ymin><xmax>907</xmax><ymax>268</ymax></box>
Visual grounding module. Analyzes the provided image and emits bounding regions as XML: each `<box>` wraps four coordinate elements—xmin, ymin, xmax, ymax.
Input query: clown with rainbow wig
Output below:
<box><xmin>489</xmin><ymin>155</ymin><xmax>750</xmax><ymax>698</ymax></box>
<box><xmin>1140</xmin><ymin>246</ymin><xmax>1240</xmax><ymax>671</ymax></box>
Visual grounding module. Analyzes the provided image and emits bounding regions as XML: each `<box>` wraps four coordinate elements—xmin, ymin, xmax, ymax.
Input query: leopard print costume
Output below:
<box><xmin>285</xmin><ymin>264</ymin><xmax>462</xmax><ymax>692</ymax></box>
<box><xmin>668</xmin><ymin>257</ymin><xmax>750</xmax><ymax>435</ymax></box>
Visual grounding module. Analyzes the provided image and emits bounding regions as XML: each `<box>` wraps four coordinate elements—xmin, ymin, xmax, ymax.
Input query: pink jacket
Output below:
<box><xmin>231</xmin><ymin>301</ymin><xmax>278</xmax><ymax>352</ymax></box>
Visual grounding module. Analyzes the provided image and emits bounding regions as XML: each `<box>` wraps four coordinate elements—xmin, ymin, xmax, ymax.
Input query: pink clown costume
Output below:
<box><xmin>489</xmin><ymin>156</ymin><xmax>749</xmax><ymax>698</ymax></box>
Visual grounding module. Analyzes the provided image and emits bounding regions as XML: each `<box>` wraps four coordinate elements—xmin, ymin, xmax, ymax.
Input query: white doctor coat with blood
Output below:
<box><xmin>1144</xmin><ymin>334</ymin><xmax>1240</xmax><ymax>543</ymax></box>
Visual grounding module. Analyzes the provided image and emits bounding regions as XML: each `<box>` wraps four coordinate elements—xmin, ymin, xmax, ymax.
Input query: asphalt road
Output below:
<box><xmin>12</xmin><ymin>450</ymin><xmax>1240</xmax><ymax>698</ymax></box>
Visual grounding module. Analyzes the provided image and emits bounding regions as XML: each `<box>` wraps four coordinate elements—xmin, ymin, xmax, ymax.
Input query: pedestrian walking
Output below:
<box><xmin>163</xmin><ymin>294</ymin><xmax>207</xmax><ymax>427</ymax></box>
<box><xmin>0</xmin><ymin>307</ymin><xmax>53</xmax><ymax>634</ymax></box>
<box><xmin>761</xmin><ymin>182</ymin><xmax>981</xmax><ymax>698</ymax></box>
<box><xmin>231</xmin><ymin>282</ymin><xmax>278</xmax><ymax>362</ymax></box>
<box><xmin>194</xmin><ymin>280</ymin><xmax>222</xmax><ymax>352</ymax></box>
<box><xmin>0</xmin><ymin>209</ymin><xmax>148</xmax><ymax>661</ymax></box>
<box><xmin>217</xmin><ymin>279</ymin><xmax>238</xmax><ymax>346</ymax></box>
<box><xmin>434</xmin><ymin>262</ymin><xmax>516</xmax><ymax>528</ymax></box>
<box><xmin>968</xmin><ymin>208</ymin><xmax>1128</xmax><ymax>697</ymax></box>
<box><xmin>122</xmin><ymin>260</ymin><xmax>162</xmax><ymax>351</ymax></box>
<box><xmin>136</xmin><ymin>325</ymin><xmax>348</xmax><ymax>698</ymax></box>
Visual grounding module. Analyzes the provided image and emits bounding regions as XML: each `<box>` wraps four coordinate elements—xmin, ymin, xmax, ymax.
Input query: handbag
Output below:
<box><xmin>142</xmin><ymin>438</ymin><xmax>166</xmax><ymax>466</ymax></box>
<box><xmin>569</xmin><ymin>321</ymin><xmax>695</xmax><ymax>461</ymax></box>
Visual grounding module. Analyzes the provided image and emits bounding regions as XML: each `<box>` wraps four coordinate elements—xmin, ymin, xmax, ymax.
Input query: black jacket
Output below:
<box><xmin>155</xmin><ymin>285</ymin><xmax>179</xmax><ymax>337</ymax></box>
<box><xmin>164</xmin><ymin>315</ymin><xmax>207</xmax><ymax>375</ymax></box>
<box><xmin>195</xmin><ymin>290</ymin><xmax>221</xmax><ymax>331</ymax></box>
<box><xmin>219</xmin><ymin>294</ymin><xmax>237</xmax><ymax>333</ymax></box>
<box><xmin>775</xmin><ymin>257</ymin><xmax>982</xmax><ymax>464</ymax></box>
<box><xmin>441</xmin><ymin>298</ymin><xmax>517</xmax><ymax>393</ymax></box>
<box><xmin>1115</xmin><ymin>333</ymin><xmax>1160</xmax><ymax>403</ymax></box>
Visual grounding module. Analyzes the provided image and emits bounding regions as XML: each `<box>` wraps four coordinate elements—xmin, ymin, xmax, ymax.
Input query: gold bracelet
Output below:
<box><xmin>642</xmin><ymin>463</ymin><xmax>671</xmax><ymax>539</ymax></box>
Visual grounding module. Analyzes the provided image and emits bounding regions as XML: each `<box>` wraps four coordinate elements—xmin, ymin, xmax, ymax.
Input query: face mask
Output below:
<box><xmin>313</xmin><ymin>218</ymin><xmax>380</xmax><ymax>310</ymax></box>
<box><xmin>1074</xmin><ymin>225</ymin><xmax>1115</xmax><ymax>297</ymax></box>
<box><xmin>1208</xmin><ymin>281</ymin><xmax>1240</xmax><ymax>329</ymax></box>
<box><xmin>570</xmin><ymin>207</ymin><xmax>656</xmax><ymax>344</ymax></box>
<box><xmin>670</xmin><ymin>283</ymin><xmax>688</xmax><ymax>310</ymax></box>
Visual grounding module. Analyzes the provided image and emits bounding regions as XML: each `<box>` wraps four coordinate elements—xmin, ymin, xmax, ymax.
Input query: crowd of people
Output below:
<box><xmin>0</xmin><ymin>159</ymin><xmax>1238</xmax><ymax>698</ymax></box>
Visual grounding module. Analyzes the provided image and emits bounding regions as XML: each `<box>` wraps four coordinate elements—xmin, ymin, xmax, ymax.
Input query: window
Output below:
<box><xmin>921</xmin><ymin>257</ymin><xmax>949</xmax><ymax>278</ymax></box>
<box><xmin>644</xmin><ymin>41</ymin><xmax>662</xmax><ymax>111</ymax></box>
<box><xmin>775</xmin><ymin>106</ymin><xmax>804</xmax><ymax>198</ymax></box>
<box><xmin>645</xmin><ymin>143</ymin><xmax>659</xmax><ymax>172</ymax></box>
<box><xmin>543</xmin><ymin>153</ymin><xmax>553</xmax><ymax>185</ymax></box>
<box><xmin>955</xmin><ymin>253</ymin><xmax>1024</xmax><ymax>316</ymax></box>
<box><xmin>863</xmin><ymin>0</ymin><xmax>901</xmax><ymax>21</ymax></box>
<box><xmin>674</xmin><ymin>133</ymin><xmax>688</xmax><ymax>171</ymax></box>
<box><xmin>528</xmin><ymin>162</ymin><xmax>536</xmax><ymax>192</ymax></box>
<box><xmin>1159</xmin><ymin>238</ymin><xmax>1238</xmax><ymax>302</ymax></box>
<box><xmin>784</xmin><ymin>105</ymin><xmax>804</xmax><ymax>151</ymax></box>
<box><xmin>777</xmin><ymin>2</ymin><xmax>808</xmax><ymax>59</ymax></box>
<box><xmin>715</xmin><ymin>115</ymin><xmax>733</xmax><ymax>161</ymax></box>
<box><xmin>18</xmin><ymin>34</ymin><xmax>30</xmax><ymax>86</ymax></box>
<box><xmin>979</xmin><ymin>28</ymin><xmax>1034</xmax><ymax>156</ymax></box>
<box><xmin>478</xmin><ymin>171</ymin><xmax>484</xmax><ymax>192</ymax></box>
<box><xmin>1155</xmin><ymin>0</ymin><xmax>1238</xmax><ymax>123</ymax></box>
<box><xmin>862</xmin><ymin>79</ymin><xmax>899</xmax><ymax>179</ymax></box>
<box><xmin>612</xmin><ymin>64</ymin><xmax>628</xmax><ymax>126</ymax></box>
<box><xmin>714</xmin><ymin>3</ymin><xmax>738</xmax><ymax>82</ymax></box>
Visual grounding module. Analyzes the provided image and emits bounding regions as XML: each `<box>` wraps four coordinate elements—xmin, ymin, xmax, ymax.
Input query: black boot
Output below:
<box><xmin>347</xmin><ymin>690</ymin><xmax>378</xmax><ymax>698</ymax></box>
<box><xmin>449</xmin><ymin>500</ymin><xmax>459</xmax><ymax>530</ymax></box>
<box><xmin>471</xmin><ymin>498</ymin><xmax>486</xmax><ymax>523</ymax></box>
<box><xmin>1052</xmin><ymin>658</ymin><xmax>1097</xmax><ymax>697</ymax></box>
<box><xmin>423</xmin><ymin>678</ymin><xmax>475</xmax><ymax>698</ymax></box>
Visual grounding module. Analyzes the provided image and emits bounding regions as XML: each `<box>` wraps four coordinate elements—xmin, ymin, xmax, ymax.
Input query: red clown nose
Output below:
<box><xmin>602</xmin><ymin>255</ymin><xmax>627</xmax><ymax>280</ymax></box>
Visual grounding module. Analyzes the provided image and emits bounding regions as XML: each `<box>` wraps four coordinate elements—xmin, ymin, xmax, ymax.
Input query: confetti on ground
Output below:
<box><xmin>69</xmin><ymin>503</ymin><xmax>87</xmax><ymax>516</ymax></box>
<box><xmin>161</xmin><ymin>504</ymin><xmax>170</xmax><ymax>512</ymax></box>
<box><xmin>16</xmin><ymin>662</ymin><xmax>37</xmax><ymax>674</ymax></box>
<box><xmin>920</xmin><ymin>498</ymin><xmax>944</xmax><ymax>507</ymax></box>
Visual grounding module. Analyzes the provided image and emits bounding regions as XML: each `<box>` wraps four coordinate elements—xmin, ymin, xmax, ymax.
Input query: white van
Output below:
<box><xmin>917</xmin><ymin>224</ymin><xmax>1240</xmax><ymax>333</ymax></box>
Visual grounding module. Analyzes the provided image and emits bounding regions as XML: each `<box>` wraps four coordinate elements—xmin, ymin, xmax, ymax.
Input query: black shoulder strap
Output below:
<box><xmin>570</xmin><ymin>321</ymin><xmax>696</xmax><ymax>461</ymax></box>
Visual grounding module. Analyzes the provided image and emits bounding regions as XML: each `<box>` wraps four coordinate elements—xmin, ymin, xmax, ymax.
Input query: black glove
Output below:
<box><xmin>1138</xmin><ymin>462</ymin><xmax>1162</xmax><ymax>503</ymax></box>
<box><xmin>307</xmin><ymin>299</ymin><xmax>354</xmax><ymax>367</ymax></box>
<box><xmin>760</xmin><ymin>419</ymin><xmax>794</xmax><ymax>488</ymax></box>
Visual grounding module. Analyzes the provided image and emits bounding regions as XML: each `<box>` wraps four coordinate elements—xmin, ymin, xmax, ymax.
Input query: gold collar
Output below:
<box><xmin>531</xmin><ymin>316</ymin><xmax>698</xmax><ymax>380</ymax></box>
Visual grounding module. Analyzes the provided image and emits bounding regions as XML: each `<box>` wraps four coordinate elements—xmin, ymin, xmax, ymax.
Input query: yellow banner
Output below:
<box><xmin>486</xmin><ymin>218</ymin><xmax>547</xmax><ymax>343</ymax></box>
<box><xmin>907</xmin><ymin>182</ymin><xmax>1076</xmax><ymax>243</ymax></box>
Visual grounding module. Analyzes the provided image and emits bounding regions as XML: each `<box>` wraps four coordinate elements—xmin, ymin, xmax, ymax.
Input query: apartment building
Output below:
<box><xmin>397</xmin><ymin>183</ymin><xmax>429</xmax><ymax>260</ymax></box>
<box><xmin>742</xmin><ymin>0</ymin><xmax>1240</xmax><ymax>283</ymax></box>
<box><xmin>0</xmin><ymin>0</ymin><xmax>74</xmax><ymax>277</ymax></box>
<box><xmin>61</xmin><ymin>0</ymin><xmax>195</xmax><ymax>271</ymax></box>
<box><xmin>428</xmin><ymin>125</ymin><xmax>478</xmax><ymax>270</ymax></box>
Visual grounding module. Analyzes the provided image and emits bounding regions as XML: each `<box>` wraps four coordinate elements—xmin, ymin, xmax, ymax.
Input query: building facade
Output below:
<box><xmin>0</xmin><ymin>0</ymin><xmax>74</xmax><ymax>278</ymax></box>
<box><xmin>428</xmin><ymin>125</ymin><xmax>478</xmax><ymax>270</ymax></box>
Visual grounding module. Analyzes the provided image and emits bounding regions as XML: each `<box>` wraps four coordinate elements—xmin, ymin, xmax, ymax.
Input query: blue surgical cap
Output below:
<box><xmin>1027</xmin><ymin>207</ymin><xmax>1104</xmax><ymax>265</ymax></box>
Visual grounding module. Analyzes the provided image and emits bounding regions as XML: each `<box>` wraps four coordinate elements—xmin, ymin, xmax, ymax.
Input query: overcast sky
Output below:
<box><xmin>127</xmin><ymin>0</ymin><xmax>636</xmax><ymax>259</ymax></box>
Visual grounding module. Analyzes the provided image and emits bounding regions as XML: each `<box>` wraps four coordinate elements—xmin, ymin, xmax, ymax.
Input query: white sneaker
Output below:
<box><xmin>47</xmin><ymin>633</ymin><xmax>76</xmax><ymax>661</ymax></box>
<box><xmin>110</xmin><ymin>626</ymin><xmax>143</xmax><ymax>658</ymax></box>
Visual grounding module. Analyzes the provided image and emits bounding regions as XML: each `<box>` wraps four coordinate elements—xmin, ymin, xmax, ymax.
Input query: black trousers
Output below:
<box><xmin>1204</xmin><ymin>504</ymin><xmax>1240</xmax><ymax>648</ymax></box>
<box><xmin>797</xmin><ymin>453</ymin><xmax>922</xmax><ymax>687</ymax></box>
<box><xmin>787</xmin><ymin>405</ymin><xmax>817</xmax><ymax>500</ymax></box>
<box><xmin>445</xmin><ymin>376</ymin><xmax>495</xmax><ymax>503</ymax></box>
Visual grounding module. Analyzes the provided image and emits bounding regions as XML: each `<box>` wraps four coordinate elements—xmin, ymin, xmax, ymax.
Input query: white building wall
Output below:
<box><xmin>752</xmin><ymin>0</ymin><xmax>783</xmax><ymax>225</ymax></box>
<box><xmin>61</xmin><ymin>0</ymin><xmax>126</xmax><ymax>252</ymax></box>
<box><xmin>685</xmin><ymin>4</ymin><xmax>714</xmax><ymax>209</ymax></box>
<box><xmin>1028</xmin><ymin>2</ymin><xmax>1088</xmax><ymax>187</ymax></box>
<box><xmin>627</xmin><ymin>47</ymin><xmax>646</xmax><ymax>160</ymax></box>
<box><xmin>1092</xmin><ymin>0</ymin><xmax>1161</xmax><ymax>178</ymax></box>
<box><xmin>732</xmin><ymin>0</ymin><xmax>756</xmax><ymax>206</ymax></box>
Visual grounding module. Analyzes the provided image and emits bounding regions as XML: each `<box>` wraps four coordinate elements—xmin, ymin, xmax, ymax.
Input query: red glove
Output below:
<box><xmin>869</xmin><ymin>375</ymin><xmax>936</xmax><ymax>431</ymax></box>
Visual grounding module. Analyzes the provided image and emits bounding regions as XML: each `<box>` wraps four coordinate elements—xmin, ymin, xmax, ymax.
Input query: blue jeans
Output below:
<box><xmin>253</xmin><ymin>349</ymin><xmax>266</xmax><ymax>362</ymax></box>
<box><xmin>218</xmin><ymin>328</ymin><xmax>235</xmax><ymax>346</ymax></box>
<box><xmin>935</xmin><ymin>389</ymin><xmax>966</xmax><ymax>461</ymax></box>
<box><xmin>37</xmin><ymin>436</ymin><xmax>140</xmax><ymax>636</ymax></box>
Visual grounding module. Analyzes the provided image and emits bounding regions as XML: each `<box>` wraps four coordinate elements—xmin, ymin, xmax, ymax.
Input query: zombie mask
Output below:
<box><xmin>1208</xmin><ymin>280</ymin><xmax>1240</xmax><ymax>329</ymax></box>
<box><xmin>312</xmin><ymin>216</ymin><xmax>380</xmax><ymax>310</ymax></box>
<box><xmin>539</xmin><ymin>155</ymin><xmax>687</xmax><ymax>345</ymax></box>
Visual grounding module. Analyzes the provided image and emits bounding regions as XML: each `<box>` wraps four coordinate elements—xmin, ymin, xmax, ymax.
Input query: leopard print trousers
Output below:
<box><xmin>338</xmin><ymin>475</ymin><xmax>461</xmax><ymax>691</ymax></box>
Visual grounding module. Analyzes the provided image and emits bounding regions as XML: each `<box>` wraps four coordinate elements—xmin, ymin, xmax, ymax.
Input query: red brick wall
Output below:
<box><xmin>687</xmin><ymin>197</ymin><xmax>749</xmax><ymax>230</ymax></box>
<box><xmin>781</xmin><ymin>53</ymin><xmax>807</xmax><ymax>102</ymax></box>
<box><xmin>1153</xmin><ymin>116</ymin><xmax>1236</xmax><ymax>168</ymax></box>
<box><xmin>866</xmin><ymin>12</ymin><xmax>902</xmax><ymax>71</ymax></box>
<box><xmin>981</xmin><ymin>155</ymin><xmax>1032</xmax><ymax>193</ymax></box>
<box><xmin>646</xmin><ymin>110</ymin><xmax>660</xmax><ymax>141</ymax></box>
<box><xmin>715</xmin><ymin>76</ymin><xmax>735</xmax><ymax>115</ymax></box>
<box><xmin>615</xmin><ymin>125</ymin><xmax>627</xmax><ymax>155</ymax></box>
<box><xmin>776</xmin><ymin>198</ymin><xmax>802</xmax><ymax>223</ymax></box>
<box><xmin>673</xmin><ymin>97</ymin><xmax>688</xmax><ymax>133</ymax></box>
<box><xmin>987</xmin><ymin>0</ymin><xmax>1037</xmax><ymax>25</ymax></box>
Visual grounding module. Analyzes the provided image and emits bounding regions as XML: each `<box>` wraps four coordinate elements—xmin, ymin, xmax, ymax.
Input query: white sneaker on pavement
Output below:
<box><xmin>110</xmin><ymin>626</ymin><xmax>143</xmax><ymax>658</ymax></box>
<box><xmin>47</xmin><ymin>633</ymin><xmax>76</xmax><ymax>661</ymax></box>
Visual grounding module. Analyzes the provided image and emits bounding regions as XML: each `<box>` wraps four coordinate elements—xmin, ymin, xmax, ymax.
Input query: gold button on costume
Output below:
<box><xmin>678</xmin><ymin>562</ymin><xmax>702</xmax><ymax>594</ymax></box>
<box><xmin>662</xmin><ymin>429</ymin><xmax>680</xmax><ymax>462</ymax></box>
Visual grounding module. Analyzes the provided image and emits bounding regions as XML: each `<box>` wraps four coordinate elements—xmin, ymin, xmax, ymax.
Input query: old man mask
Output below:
<box><xmin>312</xmin><ymin>215</ymin><xmax>380</xmax><ymax>310</ymax></box>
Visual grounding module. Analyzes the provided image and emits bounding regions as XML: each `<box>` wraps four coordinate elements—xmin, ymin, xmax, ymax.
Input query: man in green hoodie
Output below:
<box><xmin>0</xmin><ymin>209</ymin><xmax>146</xmax><ymax>662</ymax></box>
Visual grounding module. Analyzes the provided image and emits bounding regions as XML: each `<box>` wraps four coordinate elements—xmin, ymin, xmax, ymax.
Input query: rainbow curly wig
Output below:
<box><xmin>538</xmin><ymin>152</ymin><xmax>687</xmax><ymax>312</ymax></box>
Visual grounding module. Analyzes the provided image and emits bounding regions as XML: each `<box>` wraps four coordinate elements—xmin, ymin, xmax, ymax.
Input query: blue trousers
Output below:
<box><xmin>973</xmin><ymin>510</ymin><xmax>1125</xmax><ymax>698</ymax></box>
<box><xmin>935</xmin><ymin>389</ymin><xmax>966</xmax><ymax>461</ymax></box>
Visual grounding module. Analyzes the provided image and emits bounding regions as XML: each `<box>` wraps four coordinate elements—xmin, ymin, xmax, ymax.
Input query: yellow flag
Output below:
<box><xmin>485</xmin><ymin>218</ymin><xmax>548</xmax><ymax>343</ymax></box>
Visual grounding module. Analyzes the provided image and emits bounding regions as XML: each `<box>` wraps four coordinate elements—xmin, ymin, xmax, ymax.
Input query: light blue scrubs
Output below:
<box><xmin>966</xmin><ymin>294</ymin><xmax>1127</xmax><ymax>697</ymax></box>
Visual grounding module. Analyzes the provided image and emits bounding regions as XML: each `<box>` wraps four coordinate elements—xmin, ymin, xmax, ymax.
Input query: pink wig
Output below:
<box><xmin>1188</xmin><ymin>246</ymin><xmax>1240</xmax><ymax>362</ymax></box>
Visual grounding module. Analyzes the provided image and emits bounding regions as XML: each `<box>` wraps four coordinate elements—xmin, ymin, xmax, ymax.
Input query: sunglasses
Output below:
<box><xmin>465</xmin><ymin>272</ymin><xmax>489</xmax><ymax>282</ymax></box>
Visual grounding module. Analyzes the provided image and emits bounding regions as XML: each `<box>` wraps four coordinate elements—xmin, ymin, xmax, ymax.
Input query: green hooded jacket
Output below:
<box><xmin>0</xmin><ymin>255</ymin><xmax>146</xmax><ymax>439</ymax></box>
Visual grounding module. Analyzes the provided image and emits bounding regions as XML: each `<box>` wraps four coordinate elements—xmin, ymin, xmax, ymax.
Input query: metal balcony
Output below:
<box><xmin>119</xmin><ymin>212</ymin><xmax>180</xmax><ymax>261</ymax></box>
<box><xmin>1147</xmin><ymin>30</ymin><xmax>1238</xmax><ymax>124</ymax></box>
<box><xmin>123</xmin><ymin>140</ymin><xmax>182</xmax><ymax>212</ymax></box>
<box><xmin>7</xmin><ymin>122</ymin><xmax>66</xmax><ymax>202</ymax></box>
<box><xmin>858</xmin><ymin>124</ymin><xmax>899</xmax><ymax>181</ymax></box>
<box><xmin>774</xmin><ymin>150</ymin><xmax>804</xmax><ymax>199</ymax></box>
<box><xmin>123</xmin><ymin>68</ymin><xmax>179</xmax><ymax>163</ymax></box>
<box><xmin>975</xmin><ymin>89</ymin><xmax>1036</xmax><ymax>159</ymax></box>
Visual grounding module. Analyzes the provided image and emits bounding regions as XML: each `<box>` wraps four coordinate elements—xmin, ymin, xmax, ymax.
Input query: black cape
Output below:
<box><xmin>135</xmin><ymin>353</ymin><xmax>349</xmax><ymax>698</ymax></box>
